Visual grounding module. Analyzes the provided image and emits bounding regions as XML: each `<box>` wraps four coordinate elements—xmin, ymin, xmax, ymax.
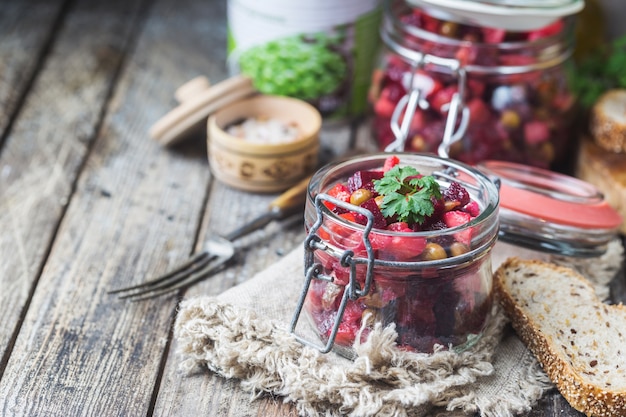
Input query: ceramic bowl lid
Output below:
<box><xmin>149</xmin><ymin>75</ymin><xmax>257</xmax><ymax>146</ymax></box>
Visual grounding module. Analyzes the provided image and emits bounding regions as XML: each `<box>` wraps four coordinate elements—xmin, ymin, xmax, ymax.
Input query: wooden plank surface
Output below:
<box><xmin>0</xmin><ymin>0</ymin><xmax>143</xmax><ymax>372</ymax></box>
<box><xmin>0</xmin><ymin>0</ymin><xmax>623</xmax><ymax>416</ymax></box>
<box><xmin>0</xmin><ymin>0</ymin><xmax>64</xmax><ymax>140</ymax></box>
<box><xmin>0</xmin><ymin>0</ymin><xmax>212</xmax><ymax>414</ymax></box>
<box><xmin>0</xmin><ymin>0</ymin><xmax>67</xmax><ymax>362</ymax></box>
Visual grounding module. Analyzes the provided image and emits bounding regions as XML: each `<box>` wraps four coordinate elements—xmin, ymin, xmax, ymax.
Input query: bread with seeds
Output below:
<box><xmin>494</xmin><ymin>257</ymin><xmax>626</xmax><ymax>417</ymax></box>
<box><xmin>590</xmin><ymin>89</ymin><xmax>626</xmax><ymax>153</ymax></box>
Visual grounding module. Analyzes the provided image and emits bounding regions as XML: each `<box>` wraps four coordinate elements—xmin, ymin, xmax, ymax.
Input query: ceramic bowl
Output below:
<box><xmin>207</xmin><ymin>95</ymin><xmax>322</xmax><ymax>193</ymax></box>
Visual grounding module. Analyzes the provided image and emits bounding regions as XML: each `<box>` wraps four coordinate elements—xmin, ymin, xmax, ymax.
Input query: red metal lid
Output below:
<box><xmin>478</xmin><ymin>160</ymin><xmax>622</xmax><ymax>230</ymax></box>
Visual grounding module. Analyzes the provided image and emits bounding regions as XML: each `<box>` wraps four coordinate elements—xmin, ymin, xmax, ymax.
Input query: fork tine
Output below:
<box><xmin>108</xmin><ymin>251</ymin><xmax>211</xmax><ymax>295</ymax></box>
<box><xmin>118</xmin><ymin>256</ymin><xmax>215</xmax><ymax>300</ymax></box>
<box><xmin>124</xmin><ymin>256</ymin><xmax>231</xmax><ymax>301</ymax></box>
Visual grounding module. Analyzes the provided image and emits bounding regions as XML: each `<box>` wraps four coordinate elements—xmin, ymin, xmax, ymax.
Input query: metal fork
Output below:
<box><xmin>109</xmin><ymin>176</ymin><xmax>311</xmax><ymax>301</ymax></box>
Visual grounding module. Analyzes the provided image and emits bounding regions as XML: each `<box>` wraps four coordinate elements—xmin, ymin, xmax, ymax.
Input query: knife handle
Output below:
<box><xmin>268</xmin><ymin>175</ymin><xmax>312</xmax><ymax>218</ymax></box>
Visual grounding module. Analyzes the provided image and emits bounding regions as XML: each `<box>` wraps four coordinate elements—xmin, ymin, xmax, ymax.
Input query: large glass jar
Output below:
<box><xmin>370</xmin><ymin>0</ymin><xmax>578</xmax><ymax>170</ymax></box>
<box><xmin>290</xmin><ymin>153</ymin><xmax>500</xmax><ymax>356</ymax></box>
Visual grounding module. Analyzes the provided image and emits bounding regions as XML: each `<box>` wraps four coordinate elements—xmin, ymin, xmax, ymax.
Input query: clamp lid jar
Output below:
<box><xmin>370</xmin><ymin>0</ymin><xmax>579</xmax><ymax>170</ymax></box>
<box><xmin>290</xmin><ymin>153</ymin><xmax>500</xmax><ymax>356</ymax></box>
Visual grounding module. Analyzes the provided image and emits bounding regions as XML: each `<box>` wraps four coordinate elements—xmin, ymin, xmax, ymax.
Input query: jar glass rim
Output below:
<box><xmin>385</xmin><ymin>0</ymin><xmax>572</xmax><ymax>48</ymax></box>
<box><xmin>381</xmin><ymin>0</ymin><xmax>574</xmax><ymax>74</ymax></box>
<box><xmin>307</xmin><ymin>152</ymin><xmax>500</xmax><ymax>238</ymax></box>
<box><xmin>477</xmin><ymin>160</ymin><xmax>622</xmax><ymax>231</ymax></box>
<box><xmin>477</xmin><ymin>160</ymin><xmax>621</xmax><ymax>257</ymax></box>
<box><xmin>404</xmin><ymin>0</ymin><xmax>583</xmax><ymax>31</ymax></box>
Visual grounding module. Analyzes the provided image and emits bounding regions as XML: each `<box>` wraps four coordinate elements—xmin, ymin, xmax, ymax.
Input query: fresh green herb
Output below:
<box><xmin>373</xmin><ymin>165</ymin><xmax>441</xmax><ymax>225</ymax></box>
<box><xmin>238</xmin><ymin>34</ymin><xmax>347</xmax><ymax>100</ymax></box>
<box><xmin>568</xmin><ymin>35</ymin><xmax>626</xmax><ymax>109</ymax></box>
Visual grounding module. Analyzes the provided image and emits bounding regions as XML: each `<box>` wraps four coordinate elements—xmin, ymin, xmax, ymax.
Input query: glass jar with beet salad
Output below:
<box><xmin>369</xmin><ymin>0</ymin><xmax>581</xmax><ymax>170</ymax></box>
<box><xmin>290</xmin><ymin>153</ymin><xmax>500</xmax><ymax>356</ymax></box>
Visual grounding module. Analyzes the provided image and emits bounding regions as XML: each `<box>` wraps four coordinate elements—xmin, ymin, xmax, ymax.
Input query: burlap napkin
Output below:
<box><xmin>175</xmin><ymin>239</ymin><xmax>623</xmax><ymax>417</ymax></box>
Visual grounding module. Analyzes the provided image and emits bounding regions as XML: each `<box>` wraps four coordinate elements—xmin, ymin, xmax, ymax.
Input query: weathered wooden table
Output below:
<box><xmin>1</xmin><ymin>1</ymin><xmax>624</xmax><ymax>416</ymax></box>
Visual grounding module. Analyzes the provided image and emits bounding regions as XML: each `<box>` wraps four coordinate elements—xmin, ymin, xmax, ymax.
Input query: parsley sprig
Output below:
<box><xmin>373</xmin><ymin>165</ymin><xmax>441</xmax><ymax>225</ymax></box>
<box><xmin>569</xmin><ymin>34</ymin><xmax>626</xmax><ymax>109</ymax></box>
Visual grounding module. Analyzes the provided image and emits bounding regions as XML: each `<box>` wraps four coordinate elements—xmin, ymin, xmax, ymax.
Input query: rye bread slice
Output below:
<box><xmin>494</xmin><ymin>257</ymin><xmax>626</xmax><ymax>417</ymax></box>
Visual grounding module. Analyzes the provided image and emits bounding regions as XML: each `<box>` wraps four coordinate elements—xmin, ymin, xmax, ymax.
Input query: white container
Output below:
<box><xmin>227</xmin><ymin>0</ymin><xmax>382</xmax><ymax>119</ymax></box>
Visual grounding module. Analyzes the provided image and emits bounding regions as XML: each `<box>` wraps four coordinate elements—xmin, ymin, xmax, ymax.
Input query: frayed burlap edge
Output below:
<box><xmin>175</xmin><ymin>297</ymin><xmax>509</xmax><ymax>417</ymax></box>
<box><xmin>174</xmin><ymin>238</ymin><xmax>623</xmax><ymax>417</ymax></box>
<box><xmin>442</xmin><ymin>331</ymin><xmax>554</xmax><ymax>417</ymax></box>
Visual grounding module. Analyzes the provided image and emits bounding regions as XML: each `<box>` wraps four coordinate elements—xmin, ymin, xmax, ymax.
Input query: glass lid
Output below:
<box><xmin>406</xmin><ymin>0</ymin><xmax>584</xmax><ymax>31</ymax></box>
<box><xmin>478</xmin><ymin>160</ymin><xmax>622</xmax><ymax>257</ymax></box>
<box><xmin>457</xmin><ymin>0</ymin><xmax>580</xmax><ymax>8</ymax></box>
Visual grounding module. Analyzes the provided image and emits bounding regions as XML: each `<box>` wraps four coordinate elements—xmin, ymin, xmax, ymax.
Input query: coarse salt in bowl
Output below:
<box><xmin>226</xmin><ymin>117</ymin><xmax>300</xmax><ymax>144</ymax></box>
<box><xmin>207</xmin><ymin>95</ymin><xmax>322</xmax><ymax>193</ymax></box>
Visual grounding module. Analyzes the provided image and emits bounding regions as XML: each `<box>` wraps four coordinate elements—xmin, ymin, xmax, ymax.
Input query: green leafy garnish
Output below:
<box><xmin>568</xmin><ymin>34</ymin><xmax>626</xmax><ymax>109</ymax></box>
<box><xmin>373</xmin><ymin>165</ymin><xmax>441</xmax><ymax>225</ymax></box>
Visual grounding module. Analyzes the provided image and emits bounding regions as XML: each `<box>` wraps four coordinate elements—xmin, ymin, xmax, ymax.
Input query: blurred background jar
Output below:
<box><xmin>369</xmin><ymin>0</ymin><xmax>581</xmax><ymax>171</ymax></box>
<box><xmin>227</xmin><ymin>0</ymin><xmax>382</xmax><ymax>121</ymax></box>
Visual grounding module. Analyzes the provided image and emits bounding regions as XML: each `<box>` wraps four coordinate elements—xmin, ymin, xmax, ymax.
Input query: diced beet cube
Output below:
<box><xmin>383</xmin><ymin>82</ymin><xmax>406</xmax><ymax>103</ymax></box>
<box><xmin>331</xmin><ymin>300</ymin><xmax>365</xmax><ymax>345</ymax></box>
<box><xmin>384</xmin><ymin>61</ymin><xmax>406</xmax><ymax>82</ymax></box>
<box><xmin>395</xmin><ymin>235</ymin><xmax>427</xmax><ymax>260</ymax></box>
<box><xmin>442</xmin><ymin>210</ymin><xmax>473</xmax><ymax>245</ymax></box>
<box><xmin>408</xmin><ymin>109</ymin><xmax>427</xmax><ymax>132</ymax></box>
<box><xmin>481</xmin><ymin>27</ymin><xmax>506</xmax><ymax>44</ymax></box>
<box><xmin>386</xmin><ymin>221</ymin><xmax>411</xmax><ymax>232</ymax></box>
<box><xmin>430</xmin><ymin>85</ymin><xmax>458</xmax><ymax>113</ymax></box>
<box><xmin>419</xmin><ymin>119</ymin><xmax>446</xmax><ymax>148</ymax></box>
<box><xmin>524</xmin><ymin>120</ymin><xmax>550</xmax><ymax>145</ymax></box>
<box><xmin>347</xmin><ymin>170</ymin><xmax>384</xmax><ymax>193</ymax></box>
<box><xmin>325</xmin><ymin>183</ymin><xmax>351</xmax><ymax>212</ymax></box>
<box><xmin>339</xmin><ymin>211</ymin><xmax>368</xmax><ymax>226</ymax></box>
<box><xmin>359</xmin><ymin>198</ymin><xmax>387</xmax><ymax>230</ymax></box>
<box><xmin>374</xmin><ymin>96</ymin><xmax>396</xmax><ymax>119</ymax></box>
<box><xmin>397</xmin><ymin>295</ymin><xmax>436</xmax><ymax>331</ymax></box>
<box><xmin>426</xmin><ymin>220</ymin><xmax>446</xmax><ymax>231</ymax></box>
<box><xmin>419</xmin><ymin>11</ymin><xmax>440</xmax><ymax>33</ymax></box>
<box><xmin>370</xmin><ymin>231</ymin><xmax>427</xmax><ymax>261</ymax></box>
<box><xmin>455</xmin><ymin>44</ymin><xmax>479</xmax><ymax>66</ymax></box>
<box><xmin>418</xmin><ymin>197</ymin><xmax>445</xmax><ymax>230</ymax></box>
<box><xmin>467</xmin><ymin>79</ymin><xmax>486</xmax><ymax>98</ymax></box>
<box><xmin>374</xmin><ymin>82</ymin><xmax>405</xmax><ymax>117</ymax></box>
<box><xmin>466</xmin><ymin>98</ymin><xmax>491</xmax><ymax>124</ymax></box>
<box><xmin>463</xmin><ymin>201</ymin><xmax>480</xmax><ymax>217</ymax></box>
<box><xmin>382</xmin><ymin>155</ymin><xmax>400</xmax><ymax>172</ymax></box>
<box><xmin>373</xmin><ymin>116</ymin><xmax>396</xmax><ymax>150</ymax></box>
<box><xmin>442</xmin><ymin>210</ymin><xmax>471</xmax><ymax>228</ymax></box>
<box><xmin>327</xmin><ymin>182</ymin><xmax>349</xmax><ymax>198</ymax></box>
<box><xmin>421</xmin><ymin>219</ymin><xmax>454</xmax><ymax>247</ymax></box>
<box><xmin>443</xmin><ymin>181</ymin><xmax>470</xmax><ymax>207</ymax></box>
<box><xmin>433</xmin><ymin>284</ymin><xmax>462</xmax><ymax>335</ymax></box>
<box><xmin>343</xmin><ymin>300</ymin><xmax>365</xmax><ymax>324</ymax></box>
